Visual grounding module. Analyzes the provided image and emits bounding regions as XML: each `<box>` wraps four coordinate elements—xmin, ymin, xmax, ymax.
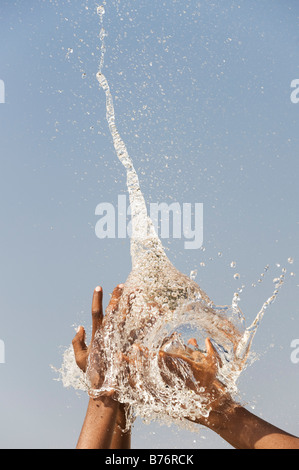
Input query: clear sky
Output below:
<box><xmin>0</xmin><ymin>0</ymin><xmax>298</xmax><ymax>449</ymax></box>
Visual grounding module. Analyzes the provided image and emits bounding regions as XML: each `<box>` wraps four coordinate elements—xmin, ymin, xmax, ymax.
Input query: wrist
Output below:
<box><xmin>115</xmin><ymin>403</ymin><xmax>132</xmax><ymax>431</ymax></box>
<box><xmin>195</xmin><ymin>390</ymin><xmax>237</xmax><ymax>433</ymax></box>
<box><xmin>88</xmin><ymin>395</ymin><xmax>119</xmax><ymax>413</ymax></box>
<box><xmin>204</xmin><ymin>398</ymin><xmax>238</xmax><ymax>431</ymax></box>
<box><xmin>76</xmin><ymin>395</ymin><xmax>119</xmax><ymax>449</ymax></box>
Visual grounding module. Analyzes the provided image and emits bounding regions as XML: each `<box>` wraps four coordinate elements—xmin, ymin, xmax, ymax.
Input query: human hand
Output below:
<box><xmin>72</xmin><ymin>284</ymin><xmax>124</xmax><ymax>390</ymax></box>
<box><xmin>159</xmin><ymin>337</ymin><xmax>233</xmax><ymax>426</ymax></box>
<box><xmin>159</xmin><ymin>337</ymin><xmax>222</xmax><ymax>392</ymax></box>
<box><xmin>125</xmin><ymin>336</ymin><xmax>231</xmax><ymax>426</ymax></box>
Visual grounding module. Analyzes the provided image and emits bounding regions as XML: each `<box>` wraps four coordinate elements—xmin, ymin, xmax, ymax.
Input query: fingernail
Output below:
<box><xmin>95</xmin><ymin>286</ymin><xmax>102</xmax><ymax>292</ymax></box>
<box><xmin>76</xmin><ymin>326</ymin><xmax>82</xmax><ymax>333</ymax></box>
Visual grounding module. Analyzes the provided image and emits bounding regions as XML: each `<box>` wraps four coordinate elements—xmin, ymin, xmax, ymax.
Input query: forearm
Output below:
<box><xmin>110</xmin><ymin>404</ymin><xmax>131</xmax><ymax>449</ymax></box>
<box><xmin>203</xmin><ymin>403</ymin><xmax>299</xmax><ymax>450</ymax></box>
<box><xmin>76</xmin><ymin>396</ymin><xmax>119</xmax><ymax>449</ymax></box>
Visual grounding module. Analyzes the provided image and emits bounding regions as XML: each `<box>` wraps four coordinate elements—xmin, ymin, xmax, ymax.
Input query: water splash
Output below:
<box><xmin>97</xmin><ymin>5</ymin><xmax>106</xmax><ymax>75</ymax></box>
<box><xmin>85</xmin><ymin>6</ymin><xmax>259</xmax><ymax>426</ymax></box>
<box><xmin>56</xmin><ymin>4</ymin><xmax>289</xmax><ymax>430</ymax></box>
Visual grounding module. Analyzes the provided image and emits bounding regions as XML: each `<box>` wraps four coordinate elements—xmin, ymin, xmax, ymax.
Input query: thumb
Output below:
<box><xmin>72</xmin><ymin>326</ymin><xmax>87</xmax><ymax>349</ymax></box>
<box><xmin>205</xmin><ymin>338</ymin><xmax>222</xmax><ymax>368</ymax></box>
<box><xmin>72</xmin><ymin>326</ymin><xmax>88</xmax><ymax>372</ymax></box>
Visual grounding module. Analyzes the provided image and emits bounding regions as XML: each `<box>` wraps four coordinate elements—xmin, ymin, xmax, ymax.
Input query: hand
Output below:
<box><xmin>73</xmin><ymin>284</ymin><xmax>133</xmax><ymax>450</ymax></box>
<box><xmin>72</xmin><ymin>284</ymin><xmax>124</xmax><ymax>390</ymax></box>
<box><xmin>126</xmin><ymin>336</ymin><xmax>231</xmax><ymax>425</ymax></box>
<box><xmin>159</xmin><ymin>337</ymin><xmax>223</xmax><ymax>392</ymax></box>
<box><xmin>159</xmin><ymin>337</ymin><xmax>233</xmax><ymax>425</ymax></box>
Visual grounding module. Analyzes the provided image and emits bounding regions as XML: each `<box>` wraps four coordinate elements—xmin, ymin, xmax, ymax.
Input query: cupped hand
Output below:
<box><xmin>159</xmin><ymin>337</ymin><xmax>234</xmax><ymax>425</ymax></box>
<box><xmin>159</xmin><ymin>337</ymin><xmax>223</xmax><ymax>392</ymax></box>
<box><xmin>125</xmin><ymin>336</ymin><xmax>231</xmax><ymax>424</ymax></box>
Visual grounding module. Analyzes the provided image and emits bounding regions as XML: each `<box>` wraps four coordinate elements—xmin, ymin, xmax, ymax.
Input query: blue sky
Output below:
<box><xmin>0</xmin><ymin>0</ymin><xmax>298</xmax><ymax>448</ymax></box>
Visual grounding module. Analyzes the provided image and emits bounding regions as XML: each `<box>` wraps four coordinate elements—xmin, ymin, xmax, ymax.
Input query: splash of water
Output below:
<box><xmin>56</xmin><ymin>5</ymin><xmax>288</xmax><ymax>430</ymax></box>
<box><xmin>86</xmin><ymin>5</ymin><xmax>258</xmax><ymax>425</ymax></box>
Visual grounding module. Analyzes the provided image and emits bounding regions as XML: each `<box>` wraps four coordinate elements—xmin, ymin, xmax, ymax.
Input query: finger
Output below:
<box><xmin>188</xmin><ymin>338</ymin><xmax>199</xmax><ymax>349</ymax></box>
<box><xmin>72</xmin><ymin>326</ymin><xmax>88</xmax><ymax>371</ymax></box>
<box><xmin>205</xmin><ymin>338</ymin><xmax>217</xmax><ymax>358</ymax></box>
<box><xmin>72</xmin><ymin>326</ymin><xmax>87</xmax><ymax>352</ymax></box>
<box><xmin>160</xmin><ymin>350</ymin><xmax>211</xmax><ymax>391</ymax></box>
<box><xmin>159</xmin><ymin>349</ymin><xmax>194</xmax><ymax>369</ymax></box>
<box><xmin>205</xmin><ymin>338</ymin><xmax>222</xmax><ymax>367</ymax></box>
<box><xmin>159</xmin><ymin>350</ymin><xmax>197</xmax><ymax>386</ymax></box>
<box><xmin>106</xmin><ymin>284</ymin><xmax>124</xmax><ymax>315</ymax></box>
<box><xmin>91</xmin><ymin>286</ymin><xmax>103</xmax><ymax>341</ymax></box>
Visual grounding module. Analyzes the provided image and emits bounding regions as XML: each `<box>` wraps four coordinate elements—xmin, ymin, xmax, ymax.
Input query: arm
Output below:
<box><xmin>160</xmin><ymin>337</ymin><xmax>299</xmax><ymax>450</ymax></box>
<box><xmin>201</xmin><ymin>402</ymin><xmax>299</xmax><ymax>450</ymax></box>
<box><xmin>110</xmin><ymin>404</ymin><xmax>132</xmax><ymax>449</ymax></box>
<box><xmin>72</xmin><ymin>285</ymin><xmax>131</xmax><ymax>449</ymax></box>
<box><xmin>76</xmin><ymin>396</ymin><xmax>119</xmax><ymax>449</ymax></box>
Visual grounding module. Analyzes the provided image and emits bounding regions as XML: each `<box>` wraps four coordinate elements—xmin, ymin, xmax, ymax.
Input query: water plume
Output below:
<box><xmin>55</xmin><ymin>4</ymin><xmax>287</xmax><ymax>431</ymax></box>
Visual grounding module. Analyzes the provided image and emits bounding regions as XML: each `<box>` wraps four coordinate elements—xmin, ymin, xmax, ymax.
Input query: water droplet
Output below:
<box><xmin>288</xmin><ymin>257</ymin><xmax>294</xmax><ymax>264</ymax></box>
<box><xmin>66</xmin><ymin>48</ymin><xmax>73</xmax><ymax>59</ymax></box>
<box><xmin>100</xmin><ymin>28</ymin><xmax>106</xmax><ymax>40</ymax></box>
<box><xmin>290</xmin><ymin>272</ymin><xmax>295</xmax><ymax>277</ymax></box>
<box><xmin>218</xmin><ymin>252</ymin><xmax>222</xmax><ymax>257</ymax></box>
<box><xmin>230</xmin><ymin>261</ymin><xmax>236</xmax><ymax>268</ymax></box>
<box><xmin>97</xmin><ymin>5</ymin><xmax>105</xmax><ymax>16</ymax></box>
<box><xmin>234</xmin><ymin>273</ymin><xmax>240</xmax><ymax>280</ymax></box>
<box><xmin>189</xmin><ymin>270</ymin><xmax>197</xmax><ymax>281</ymax></box>
<box><xmin>82</xmin><ymin>73</ymin><xmax>87</xmax><ymax>79</ymax></box>
<box><xmin>200</xmin><ymin>262</ymin><xmax>205</xmax><ymax>267</ymax></box>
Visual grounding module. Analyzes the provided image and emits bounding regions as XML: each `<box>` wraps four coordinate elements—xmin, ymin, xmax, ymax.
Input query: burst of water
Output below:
<box><xmin>57</xmin><ymin>4</ymin><xmax>286</xmax><ymax>431</ymax></box>
<box><xmin>85</xmin><ymin>10</ymin><xmax>262</xmax><ymax>426</ymax></box>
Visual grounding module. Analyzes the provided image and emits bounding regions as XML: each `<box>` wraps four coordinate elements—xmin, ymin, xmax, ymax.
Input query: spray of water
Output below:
<box><xmin>54</xmin><ymin>4</ymin><xmax>289</xmax><ymax>430</ymax></box>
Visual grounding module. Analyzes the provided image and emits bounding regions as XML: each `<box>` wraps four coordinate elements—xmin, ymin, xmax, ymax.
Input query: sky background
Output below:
<box><xmin>0</xmin><ymin>0</ymin><xmax>298</xmax><ymax>449</ymax></box>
